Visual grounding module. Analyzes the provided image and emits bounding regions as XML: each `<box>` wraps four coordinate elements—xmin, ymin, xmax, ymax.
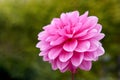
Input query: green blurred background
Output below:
<box><xmin>0</xmin><ymin>0</ymin><xmax>120</xmax><ymax>80</ymax></box>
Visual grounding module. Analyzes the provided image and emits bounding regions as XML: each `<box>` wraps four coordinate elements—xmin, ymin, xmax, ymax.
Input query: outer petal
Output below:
<box><xmin>63</xmin><ymin>39</ymin><xmax>78</xmax><ymax>52</ymax></box>
<box><xmin>38</xmin><ymin>31</ymin><xmax>48</xmax><ymax>40</ymax></box>
<box><xmin>60</xmin><ymin>13</ymin><xmax>70</xmax><ymax>25</ymax></box>
<box><xmin>84</xmin><ymin>52</ymin><xmax>95</xmax><ymax>61</ymax></box>
<box><xmin>59</xmin><ymin>51</ymin><xmax>73</xmax><ymax>62</ymax></box>
<box><xmin>51</xmin><ymin>60</ymin><xmax>58</xmax><ymax>70</ymax></box>
<box><xmin>66</xmin><ymin>11</ymin><xmax>79</xmax><ymax>26</ymax></box>
<box><xmin>57</xmin><ymin>59</ymin><xmax>69</xmax><ymax>70</ymax></box>
<box><xmin>79</xmin><ymin>11</ymin><xmax>88</xmax><ymax>23</ymax></box>
<box><xmin>43</xmin><ymin>55</ymin><xmax>49</xmax><ymax>61</ymax></box>
<box><xmin>94</xmin><ymin>46</ymin><xmax>105</xmax><ymax>57</ymax></box>
<box><xmin>75</xmin><ymin>41</ymin><xmax>90</xmax><ymax>52</ymax></box>
<box><xmin>44</xmin><ymin>25</ymin><xmax>57</xmax><ymax>34</ymax></box>
<box><xmin>43</xmin><ymin>25</ymin><xmax>51</xmax><ymax>30</ymax></box>
<box><xmin>94</xmin><ymin>33</ymin><xmax>105</xmax><ymax>40</ymax></box>
<box><xmin>81</xmin><ymin>16</ymin><xmax>98</xmax><ymax>30</ymax></box>
<box><xmin>71</xmin><ymin>52</ymin><xmax>84</xmax><ymax>67</ymax></box>
<box><xmin>51</xmin><ymin>18</ymin><xmax>63</xmax><ymax>28</ymax></box>
<box><xmin>36</xmin><ymin>41</ymin><xmax>51</xmax><ymax>51</ymax></box>
<box><xmin>79</xmin><ymin>60</ymin><xmax>92</xmax><ymax>71</ymax></box>
<box><xmin>48</xmin><ymin>47</ymin><xmax>62</xmax><ymax>60</ymax></box>
<box><xmin>39</xmin><ymin>51</ymin><xmax>48</xmax><ymax>56</ymax></box>
<box><xmin>88</xmin><ymin>39</ymin><xmax>100</xmax><ymax>51</ymax></box>
<box><xmin>60</xmin><ymin>66</ymin><xmax>69</xmax><ymax>73</ymax></box>
<box><xmin>95</xmin><ymin>24</ymin><xmax>102</xmax><ymax>33</ymax></box>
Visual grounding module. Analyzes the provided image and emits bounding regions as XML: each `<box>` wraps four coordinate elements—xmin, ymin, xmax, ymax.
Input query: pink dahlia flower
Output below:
<box><xmin>36</xmin><ymin>11</ymin><xmax>105</xmax><ymax>73</ymax></box>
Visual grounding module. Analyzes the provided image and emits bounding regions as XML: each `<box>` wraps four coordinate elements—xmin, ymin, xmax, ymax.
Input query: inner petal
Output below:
<box><xmin>63</xmin><ymin>39</ymin><xmax>78</xmax><ymax>52</ymax></box>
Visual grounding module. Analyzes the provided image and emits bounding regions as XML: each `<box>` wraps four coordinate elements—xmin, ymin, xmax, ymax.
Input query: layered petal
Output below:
<box><xmin>39</xmin><ymin>51</ymin><xmax>48</xmax><ymax>56</ymax></box>
<box><xmin>51</xmin><ymin>18</ymin><xmax>63</xmax><ymax>28</ymax></box>
<box><xmin>63</xmin><ymin>39</ymin><xmax>78</xmax><ymax>52</ymax></box>
<box><xmin>84</xmin><ymin>52</ymin><xmax>95</xmax><ymax>61</ymax></box>
<box><xmin>36</xmin><ymin>41</ymin><xmax>51</xmax><ymax>51</ymax></box>
<box><xmin>59</xmin><ymin>51</ymin><xmax>73</xmax><ymax>62</ymax></box>
<box><xmin>79</xmin><ymin>11</ymin><xmax>88</xmax><ymax>23</ymax></box>
<box><xmin>81</xmin><ymin>16</ymin><xmax>98</xmax><ymax>30</ymax></box>
<box><xmin>43</xmin><ymin>55</ymin><xmax>49</xmax><ymax>61</ymax></box>
<box><xmin>94</xmin><ymin>46</ymin><xmax>105</xmax><ymax>57</ymax></box>
<box><xmin>60</xmin><ymin>13</ymin><xmax>70</xmax><ymax>25</ymax></box>
<box><xmin>48</xmin><ymin>47</ymin><xmax>62</xmax><ymax>60</ymax></box>
<box><xmin>80</xmin><ymin>29</ymin><xmax>98</xmax><ymax>40</ymax></box>
<box><xmin>88</xmin><ymin>39</ymin><xmax>100</xmax><ymax>51</ymax></box>
<box><xmin>73</xmin><ymin>22</ymin><xmax>82</xmax><ymax>33</ymax></box>
<box><xmin>94</xmin><ymin>24</ymin><xmax>102</xmax><ymax>33</ymax></box>
<box><xmin>57</xmin><ymin>59</ymin><xmax>69</xmax><ymax>70</ymax></box>
<box><xmin>74</xmin><ymin>29</ymin><xmax>88</xmax><ymax>38</ymax></box>
<box><xmin>51</xmin><ymin>60</ymin><xmax>58</xmax><ymax>70</ymax></box>
<box><xmin>75</xmin><ymin>41</ymin><xmax>90</xmax><ymax>52</ymax></box>
<box><xmin>66</xmin><ymin>11</ymin><xmax>79</xmax><ymax>26</ymax></box>
<box><xmin>79</xmin><ymin>60</ymin><xmax>92</xmax><ymax>71</ymax></box>
<box><xmin>71</xmin><ymin>52</ymin><xmax>84</xmax><ymax>67</ymax></box>
<box><xmin>38</xmin><ymin>31</ymin><xmax>48</xmax><ymax>40</ymax></box>
<box><xmin>94</xmin><ymin>33</ymin><xmax>105</xmax><ymax>40</ymax></box>
<box><xmin>50</xmin><ymin>37</ymin><xmax>66</xmax><ymax>46</ymax></box>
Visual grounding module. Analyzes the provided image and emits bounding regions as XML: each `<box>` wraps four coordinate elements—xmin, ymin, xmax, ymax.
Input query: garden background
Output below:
<box><xmin>0</xmin><ymin>0</ymin><xmax>120</xmax><ymax>80</ymax></box>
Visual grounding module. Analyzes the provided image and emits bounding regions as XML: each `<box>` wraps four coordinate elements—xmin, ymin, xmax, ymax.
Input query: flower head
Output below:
<box><xmin>36</xmin><ymin>11</ymin><xmax>105</xmax><ymax>73</ymax></box>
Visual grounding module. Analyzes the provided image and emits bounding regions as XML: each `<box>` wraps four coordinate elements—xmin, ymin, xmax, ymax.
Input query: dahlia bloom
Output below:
<box><xmin>36</xmin><ymin>11</ymin><xmax>105</xmax><ymax>73</ymax></box>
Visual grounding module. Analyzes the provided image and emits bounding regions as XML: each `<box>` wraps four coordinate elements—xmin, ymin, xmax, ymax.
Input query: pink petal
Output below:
<box><xmin>39</xmin><ymin>51</ymin><xmax>47</xmax><ymax>56</ymax></box>
<box><xmin>79</xmin><ymin>60</ymin><xmax>92</xmax><ymax>71</ymax></box>
<box><xmin>38</xmin><ymin>31</ymin><xmax>48</xmax><ymax>40</ymax></box>
<box><xmin>64</xmin><ymin>25</ymin><xmax>71</xmax><ymax>34</ymax></box>
<box><xmin>69</xmin><ymin>63</ymin><xmax>77</xmax><ymax>73</ymax></box>
<box><xmin>80</xmin><ymin>29</ymin><xmax>98</xmax><ymax>40</ymax></box>
<box><xmin>94</xmin><ymin>46</ymin><xmax>105</xmax><ymax>57</ymax></box>
<box><xmin>63</xmin><ymin>39</ymin><xmax>78</xmax><ymax>52</ymax></box>
<box><xmin>60</xmin><ymin>66</ymin><xmax>69</xmax><ymax>73</ymax></box>
<box><xmin>84</xmin><ymin>52</ymin><xmax>95</xmax><ymax>61</ymax></box>
<box><xmin>74</xmin><ymin>29</ymin><xmax>88</xmax><ymax>38</ymax></box>
<box><xmin>36</xmin><ymin>42</ymin><xmax>41</xmax><ymax>48</ymax></box>
<box><xmin>43</xmin><ymin>24</ymin><xmax>58</xmax><ymax>34</ymax></box>
<box><xmin>81</xmin><ymin>16</ymin><xmax>98</xmax><ymax>30</ymax></box>
<box><xmin>66</xmin><ymin>11</ymin><xmax>79</xmax><ymax>26</ymax></box>
<box><xmin>46</xmin><ymin>35</ymin><xmax>58</xmax><ymax>42</ymax></box>
<box><xmin>71</xmin><ymin>52</ymin><xmax>84</xmax><ymax>67</ymax></box>
<box><xmin>94</xmin><ymin>33</ymin><xmax>105</xmax><ymax>40</ymax></box>
<box><xmin>57</xmin><ymin>29</ymin><xmax>66</xmax><ymax>36</ymax></box>
<box><xmin>60</xmin><ymin>13</ymin><xmax>70</xmax><ymax>25</ymax></box>
<box><xmin>65</xmin><ymin>33</ymin><xmax>73</xmax><ymax>38</ymax></box>
<box><xmin>75</xmin><ymin>41</ymin><xmax>90</xmax><ymax>52</ymax></box>
<box><xmin>51</xmin><ymin>60</ymin><xmax>58</xmax><ymax>70</ymax></box>
<box><xmin>43</xmin><ymin>25</ymin><xmax>51</xmax><ymax>30</ymax></box>
<box><xmin>88</xmin><ymin>40</ymin><xmax>100</xmax><ymax>51</ymax></box>
<box><xmin>48</xmin><ymin>47</ymin><xmax>62</xmax><ymax>60</ymax></box>
<box><xmin>79</xmin><ymin>11</ymin><xmax>88</xmax><ymax>23</ymax></box>
<box><xmin>73</xmin><ymin>22</ymin><xmax>82</xmax><ymax>32</ymax></box>
<box><xmin>95</xmin><ymin>24</ymin><xmax>102</xmax><ymax>33</ymax></box>
<box><xmin>50</xmin><ymin>37</ymin><xmax>66</xmax><ymax>46</ymax></box>
<box><xmin>43</xmin><ymin>55</ymin><xmax>49</xmax><ymax>61</ymax></box>
<box><xmin>51</xmin><ymin>18</ymin><xmax>63</xmax><ymax>28</ymax></box>
<box><xmin>57</xmin><ymin>59</ymin><xmax>69</xmax><ymax>70</ymax></box>
<box><xmin>36</xmin><ymin>41</ymin><xmax>51</xmax><ymax>51</ymax></box>
<box><xmin>59</xmin><ymin>51</ymin><xmax>73</xmax><ymax>62</ymax></box>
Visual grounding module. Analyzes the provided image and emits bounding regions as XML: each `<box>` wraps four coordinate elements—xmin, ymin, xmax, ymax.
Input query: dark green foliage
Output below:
<box><xmin>0</xmin><ymin>0</ymin><xmax>120</xmax><ymax>80</ymax></box>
